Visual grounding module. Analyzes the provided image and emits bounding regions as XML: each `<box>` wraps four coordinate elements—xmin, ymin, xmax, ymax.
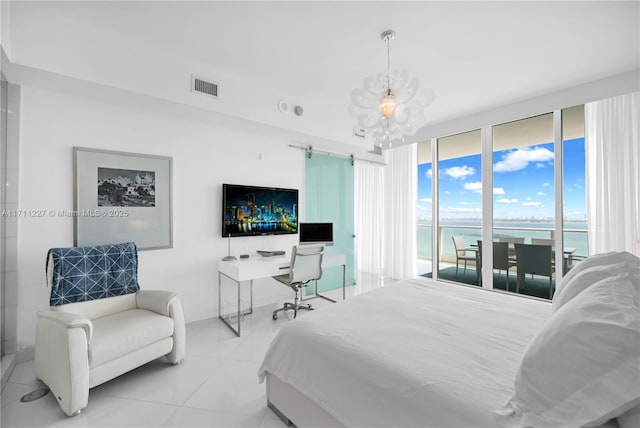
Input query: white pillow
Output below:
<box><xmin>495</xmin><ymin>271</ymin><xmax>640</xmax><ymax>428</ymax></box>
<box><xmin>553</xmin><ymin>251</ymin><xmax>640</xmax><ymax>309</ymax></box>
<box><xmin>552</xmin><ymin>259</ymin><xmax>640</xmax><ymax>312</ymax></box>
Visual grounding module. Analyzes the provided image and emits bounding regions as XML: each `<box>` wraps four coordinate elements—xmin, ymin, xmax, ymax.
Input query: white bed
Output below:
<box><xmin>258</xmin><ymin>279</ymin><xmax>550</xmax><ymax>427</ymax></box>
<box><xmin>259</xmin><ymin>252</ymin><xmax>640</xmax><ymax>428</ymax></box>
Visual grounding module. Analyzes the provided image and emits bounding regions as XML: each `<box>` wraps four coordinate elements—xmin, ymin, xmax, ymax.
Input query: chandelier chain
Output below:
<box><xmin>386</xmin><ymin>36</ymin><xmax>391</xmax><ymax>92</ymax></box>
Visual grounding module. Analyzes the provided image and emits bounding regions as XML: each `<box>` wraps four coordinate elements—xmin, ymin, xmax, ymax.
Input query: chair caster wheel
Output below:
<box><xmin>272</xmin><ymin>313</ymin><xmax>278</xmax><ymax>320</ymax></box>
<box><xmin>308</xmin><ymin>305</ymin><xmax>313</xmax><ymax>309</ymax></box>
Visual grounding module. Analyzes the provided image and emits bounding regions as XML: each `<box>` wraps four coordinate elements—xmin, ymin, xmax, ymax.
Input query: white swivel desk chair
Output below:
<box><xmin>272</xmin><ymin>245</ymin><xmax>324</xmax><ymax>320</ymax></box>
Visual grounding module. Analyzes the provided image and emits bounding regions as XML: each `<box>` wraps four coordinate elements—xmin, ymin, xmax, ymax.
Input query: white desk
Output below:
<box><xmin>218</xmin><ymin>252</ymin><xmax>346</xmax><ymax>336</ymax></box>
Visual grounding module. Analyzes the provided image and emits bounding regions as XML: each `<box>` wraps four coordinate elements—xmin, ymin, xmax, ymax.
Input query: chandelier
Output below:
<box><xmin>349</xmin><ymin>30</ymin><xmax>434</xmax><ymax>148</ymax></box>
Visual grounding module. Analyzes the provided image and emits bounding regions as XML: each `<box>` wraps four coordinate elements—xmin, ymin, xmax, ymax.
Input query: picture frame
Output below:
<box><xmin>73</xmin><ymin>147</ymin><xmax>173</xmax><ymax>250</ymax></box>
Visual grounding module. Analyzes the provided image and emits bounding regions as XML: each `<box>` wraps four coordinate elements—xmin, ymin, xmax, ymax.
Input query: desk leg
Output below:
<box><xmin>342</xmin><ymin>264</ymin><xmax>346</xmax><ymax>300</ymax></box>
<box><xmin>245</xmin><ymin>280</ymin><xmax>253</xmax><ymax>316</ymax></box>
<box><xmin>218</xmin><ymin>270</ymin><xmax>242</xmax><ymax>337</ymax></box>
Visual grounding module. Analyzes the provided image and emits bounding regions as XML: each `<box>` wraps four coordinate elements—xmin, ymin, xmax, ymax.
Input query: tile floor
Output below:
<box><xmin>1</xmin><ymin>273</ymin><xmax>392</xmax><ymax>428</ymax></box>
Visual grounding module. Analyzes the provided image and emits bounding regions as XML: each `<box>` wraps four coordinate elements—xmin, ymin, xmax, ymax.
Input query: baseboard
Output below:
<box><xmin>1</xmin><ymin>353</ymin><xmax>16</xmax><ymax>392</ymax></box>
<box><xmin>16</xmin><ymin>346</ymin><xmax>34</xmax><ymax>364</ymax></box>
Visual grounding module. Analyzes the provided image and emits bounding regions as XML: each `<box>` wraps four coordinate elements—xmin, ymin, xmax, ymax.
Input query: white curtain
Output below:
<box><xmin>585</xmin><ymin>91</ymin><xmax>640</xmax><ymax>255</ymax></box>
<box><xmin>383</xmin><ymin>144</ymin><xmax>418</xmax><ymax>280</ymax></box>
<box><xmin>355</xmin><ymin>143</ymin><xmax>418</xmax><ymax>281</ymax></box>
<box><xmin>355</xmin><ymin>161</ymin><xmax>385</xmax><ymax>275</ymax></box>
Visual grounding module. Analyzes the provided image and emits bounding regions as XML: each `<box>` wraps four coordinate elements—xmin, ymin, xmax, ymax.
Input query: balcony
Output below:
<box><xmin>417</xmin><ymin>222</ymin><xmax>588</xmax><ymax>299</ymax></box>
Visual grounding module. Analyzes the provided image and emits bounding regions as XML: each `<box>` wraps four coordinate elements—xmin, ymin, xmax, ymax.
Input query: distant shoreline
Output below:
<box><xmin>418</xmin><ymin>219</ymin><xmax>586</xmax><ymax>223</ymax></box>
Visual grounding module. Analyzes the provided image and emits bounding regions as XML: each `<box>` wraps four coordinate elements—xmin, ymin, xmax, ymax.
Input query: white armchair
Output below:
<box><xmin>35</xmin><ymin>242</ymin><xmax>185</xmax><ymax>416</ymax></box>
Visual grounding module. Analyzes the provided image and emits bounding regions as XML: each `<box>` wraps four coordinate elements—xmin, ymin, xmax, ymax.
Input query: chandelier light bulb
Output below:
<box><xmin>378</xmin><ymin>89</ymin><xmax>397</xmax><ymax>118</ymax></box>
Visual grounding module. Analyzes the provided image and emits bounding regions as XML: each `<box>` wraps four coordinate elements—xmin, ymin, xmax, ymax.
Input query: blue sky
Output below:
<box><xmin>417</xmin><ymin>138</ymin><xmax>586</xmax><ymax>221</ymax></box>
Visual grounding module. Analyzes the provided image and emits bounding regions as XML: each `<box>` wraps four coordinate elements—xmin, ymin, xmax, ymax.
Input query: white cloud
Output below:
<box><xmin>445</xmin><ymin>165</ymin><xmax>475</xmax><ymax>180</ymax></box>
<box><xmin>497</xmin><ymin>198</ymin><xmax>518</xmax><ymax>204</ymax></box>
<box><xmin>444</xmin><ymin>190</ymin><xmax>451</xmax><ymax>195</ymax></box>
<box><xmin>537</xmin><ymin>191</ymin><xmax>546</xmax><ymax>196</ymax></box>
<box><xmin>522</xmin><ymin>201</ymin><xmax>544</xmax><ymax>208</ymax></box>
<box><xmin>535</xmin><ymin>163</ymin><xmax>547</xmax><ymax>168</ymax></box>
<box><xmin>420</xmin><ymin>197</ymin><xmax>432</xmax><ymax>203</ymax></box>
<box><xmin>459</xmin><ymin>201</ymin><xmax>469</xmax><ymax>205</ymax></box>
<box><xmin>463</xmin><ymin>182</ymin><xmax>505</xmax><ymax>195</ymax></box>
<box><xmin>494</xmin><ymin>147</ymin><xmax>555</xmax><ymax>172</ymax></box>
<box><xmin>426</xmin><ymin>169</ymin><xmax>432</xmax><ymax>179</ymax></box>
<box><xmin>463</xmin><ymin>181</ymin><xmax>482</xmax><ymax>192</ymax></box>
<box><xmin>542</xmin><ymin>182</ymin><xmax>551</xmax><ymax>187</ymax></box>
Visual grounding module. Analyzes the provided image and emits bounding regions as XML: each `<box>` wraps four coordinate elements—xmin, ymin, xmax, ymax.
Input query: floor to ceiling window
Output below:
<box><xmin>417</xmin><ymin>141</ymin><xmax>432</xmax><ymax>276</ymax></box>
<box><xmin>562</xmin><ymin>105</ymin><xmax>588</xmax><ymax>272</ymax></box>
<box><xmin>436</xmin><ymin>130</ymin><xmax>482</xmax><ymax>284</ymax></box>
<box><xmin>492</xmin><ymin>113</ymin><xmax>555</xmax><ymax>298</ymax></box>
<box><xmin>417</xmin><ymin>106</ymin><xmax>588</xmax><ymax>299</ymax></box>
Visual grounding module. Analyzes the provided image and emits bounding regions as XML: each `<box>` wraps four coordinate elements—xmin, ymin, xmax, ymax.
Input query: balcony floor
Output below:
<box><xmin>421</xmin><ymin>265</ymin><xmax>555</xmax><ymax>300</ymax></box>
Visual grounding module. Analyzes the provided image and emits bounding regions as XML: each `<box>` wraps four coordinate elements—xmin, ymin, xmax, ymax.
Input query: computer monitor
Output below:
<box><xmin>299</xmin><ymin>222</ymin><xmax>333</xmax><ymax>246</ymax></box>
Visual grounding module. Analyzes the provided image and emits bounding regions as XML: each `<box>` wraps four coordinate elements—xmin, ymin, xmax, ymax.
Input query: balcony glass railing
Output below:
<box><xmin>417</xmin><ymin>222</ymin><xmax>588</xmax><ymax>269</ymax></box>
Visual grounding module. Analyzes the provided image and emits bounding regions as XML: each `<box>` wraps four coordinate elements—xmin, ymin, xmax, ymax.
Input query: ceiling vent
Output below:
<box><xmin>191</xmin><ymin>75</ymin><xmax>219</xmax><ymax>99</ymax></box>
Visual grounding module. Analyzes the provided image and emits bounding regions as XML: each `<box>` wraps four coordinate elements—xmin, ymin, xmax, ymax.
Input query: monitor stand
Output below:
<box><xmin>221</xmin><ymin>234</ymin><xmax>237</xmax><ymax>261</ymax></box>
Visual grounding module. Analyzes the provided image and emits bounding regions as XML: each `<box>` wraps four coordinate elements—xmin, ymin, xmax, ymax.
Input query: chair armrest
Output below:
<box><xmin>136</xmin><ymin>290</ymin><xmax>185</xmax><ymax>364</ymax></box>
<box><xmin>35</xmin><ymin>310</ymin><xmax>92</xmax><ymax>416</ymax></box>
<box><xmin>136</xmin><ymin>290</ymin><xmax>177</xmax><ymax>317</ymax></box>
<box><xmin>36</xmin><ymin>310</ymin><xmax>93</xmax><ymax>341</ymax></box>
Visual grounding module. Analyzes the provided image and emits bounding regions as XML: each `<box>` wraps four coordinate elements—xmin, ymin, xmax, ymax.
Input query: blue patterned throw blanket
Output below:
<box><xmin>47</xmin><ymin>242</ymin><xmax>139</xmax><ymax>306</ymax></box>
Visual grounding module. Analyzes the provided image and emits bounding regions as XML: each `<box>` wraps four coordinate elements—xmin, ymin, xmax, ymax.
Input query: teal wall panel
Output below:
<box><xmin>305</xmin><ymin>154</ymin><xmax>355</xmax><ymax>292</ymax></box>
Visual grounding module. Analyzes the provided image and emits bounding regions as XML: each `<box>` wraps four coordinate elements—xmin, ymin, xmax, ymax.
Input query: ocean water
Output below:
<box><xmin>417</xmin><ymin>220</ymin><xmax>588</xmax><ymax>260</ymax></box>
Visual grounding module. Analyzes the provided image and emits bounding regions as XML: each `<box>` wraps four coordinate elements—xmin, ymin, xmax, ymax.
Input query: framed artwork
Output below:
<box><xmin>73</xmin><ymin>147</ymin><xmax>173</xmax><ymax>250</ymax></box>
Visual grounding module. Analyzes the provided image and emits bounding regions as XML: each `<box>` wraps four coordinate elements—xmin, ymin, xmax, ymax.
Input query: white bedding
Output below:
<box><xmin>258</xmin><ymin>279</ymin><xmax>552</xmax><ymax>427</ymax></box>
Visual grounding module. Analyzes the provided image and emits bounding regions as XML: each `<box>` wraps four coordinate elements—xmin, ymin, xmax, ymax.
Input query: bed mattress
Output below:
<box><xmin>258</xmin><ymin>278</ymin><xmax>552</xmax><ymax>427</ymax></box>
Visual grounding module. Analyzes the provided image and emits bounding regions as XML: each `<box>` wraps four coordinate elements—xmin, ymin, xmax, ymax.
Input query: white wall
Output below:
<box><xmin>0</xmin><ymin>0</ymin><xmax>10</xmax><ymax>57</ymax></box>
<box><xmin>16</xmin><ymin>84</ymin><xmax>304</xmax><ymax>357</ymax></box>
<box><xmin>7</xmin><ymin>2</ymin><xmax>367</xmax><ymax>155</ymax></box>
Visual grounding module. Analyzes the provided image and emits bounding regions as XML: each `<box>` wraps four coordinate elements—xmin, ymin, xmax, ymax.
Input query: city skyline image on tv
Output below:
<box><xmin>222</xmin><ymin>184</ymin><xmax>298</xmax><ymax>237</ymax></box>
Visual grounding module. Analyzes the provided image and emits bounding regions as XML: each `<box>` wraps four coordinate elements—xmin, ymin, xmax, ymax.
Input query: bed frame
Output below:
<box><xmin>266</xmin><ymin>372</ymin><xmax>345</xmax><ymax>427</ymax></box>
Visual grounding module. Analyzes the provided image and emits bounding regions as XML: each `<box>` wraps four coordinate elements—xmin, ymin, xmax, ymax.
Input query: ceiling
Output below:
<box><xmin>5</xmin><ymin>1</ymin><xmax>640</xmax><ymax>152</ymax></box>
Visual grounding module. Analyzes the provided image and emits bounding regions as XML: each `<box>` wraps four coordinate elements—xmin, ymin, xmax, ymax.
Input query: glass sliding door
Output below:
<box><xmin>305</xmin><ymin>153</ymin><xmax>355</xmax><ymax>293</ymax></box>
<box><xmin>437</xmin><ymin>130</ymin><xmax>482</xmax><ymax>285</ymax></box>
<box><xmin>417</xmin><ymin>140</ymin><xmax>433</xmax><ymax>276</ymax></box>
<box><xmin>562</xmin><ymin>105</ymin><xmax>587</xmax><ymax>273</ymax></box>
<box><xmin>492</xmin><ymin>113</ymin><xmax>555</xmax><ymax>298</ymax></box>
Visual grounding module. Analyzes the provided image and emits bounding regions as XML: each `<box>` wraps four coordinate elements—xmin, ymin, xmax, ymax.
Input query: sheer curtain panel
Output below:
<box><xmin>355</xmin><ymin>161</ymin><xmax>386</xmax><ymax>275</ymax></box>
<box><xmin>384</xmin><ymin>144</ymin><xmax>418</xmax><ymax>279</ymax></box>
<box><xmin>585</xmin><ymin>91</ymin><xmax>640</xmax><ymax>255</ymax></box>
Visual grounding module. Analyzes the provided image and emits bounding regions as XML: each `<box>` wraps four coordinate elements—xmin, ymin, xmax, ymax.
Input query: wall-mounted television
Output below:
<box><xmin>222</xmin><ymin>183</ymin><xmax>298</xmax><ymax>237</ymax></box>
<box><xmin>299</xmin><ymin>222</ymin><xmax>333</xmax><ymax>246</ymax></box>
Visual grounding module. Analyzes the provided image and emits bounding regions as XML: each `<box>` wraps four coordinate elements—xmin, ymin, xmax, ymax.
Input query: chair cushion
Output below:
<box><xmin>89</xmin><ymin>309</ymin><xmax>174</xmax><ymax>368</ymax></box>
<box><xmin>53</xmin><ymin>293</ymin><xmax>137</xmax><ymax>320</ymax></box>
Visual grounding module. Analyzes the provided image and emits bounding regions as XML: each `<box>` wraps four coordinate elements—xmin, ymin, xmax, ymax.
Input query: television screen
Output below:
<box><xmin>222</xmin><ymin>184</ymin><xmax>298</xmax><ymax>237</ymax></box>
<box><xmin>299</xmin><ymin>222</ymin><xmax>333</xmax><ymax>246</ymax></box>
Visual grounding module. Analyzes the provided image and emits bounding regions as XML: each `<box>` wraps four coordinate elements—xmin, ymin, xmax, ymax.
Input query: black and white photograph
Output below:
<box><xmin>97</xmin><ymin>167</ymin><xmax>156</xmax><ymax>207</ymax></box>
<box><xmin>73</xmin><ymin>147</ymin><xmax>172</xmax><ymax>250</ymax></box>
